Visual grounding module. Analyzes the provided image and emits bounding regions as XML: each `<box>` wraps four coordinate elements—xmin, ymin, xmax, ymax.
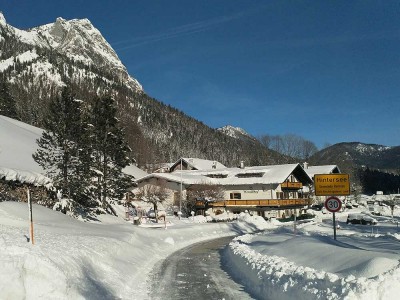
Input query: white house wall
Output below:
<box><xmin>223</xmin><ymin>184</ymin><xmax>278</xmax><ymax>200</ymax></box>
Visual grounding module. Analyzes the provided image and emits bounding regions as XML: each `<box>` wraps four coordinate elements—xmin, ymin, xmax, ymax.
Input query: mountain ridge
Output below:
<box><xmin>0</xmin><ymin>13</ymin><xmax>287</xmax><ymax>168</ymax></box>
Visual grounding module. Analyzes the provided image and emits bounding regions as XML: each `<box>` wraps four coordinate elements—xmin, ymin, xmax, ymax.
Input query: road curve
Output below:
<box><xmin>148</xmin><ymin>236</ymin><xmax>255</xmax><ymax>300</ymax></box>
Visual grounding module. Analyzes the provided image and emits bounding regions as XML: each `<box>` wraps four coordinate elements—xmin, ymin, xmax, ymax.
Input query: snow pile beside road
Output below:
<box><xmin>225</xmin><ymin>225</ymin><xmax>400</xmax><ymax>299</ymax></box>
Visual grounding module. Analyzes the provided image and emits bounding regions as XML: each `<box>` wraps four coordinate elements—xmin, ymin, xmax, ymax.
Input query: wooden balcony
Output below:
<box><xmin>281</xmin><ymin>182</ymin><xmax>303</xmax><ymax>189</ymax></box>
<box><xmin>195</xmin><ymin>198</ymin><xmax>312</xmax><ymax>209</ymax></box>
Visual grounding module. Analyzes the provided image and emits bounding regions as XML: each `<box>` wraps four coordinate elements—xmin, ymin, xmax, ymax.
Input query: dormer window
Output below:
<box><xmin>236</xmin><ymin>172</ymin><xmax>264</xmax><ymax>178</ymax></box>
<box><xmin>205</xmin><ymin>174</ymin><xmax>228</xmax><ymax>178</ymax></box>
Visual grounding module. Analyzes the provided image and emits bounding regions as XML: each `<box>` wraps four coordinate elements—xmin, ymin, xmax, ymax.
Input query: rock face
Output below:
<box><xmin>0</xmin><ymin>12</ymin><xmax>142</xmax><ymax>92</ymax></box>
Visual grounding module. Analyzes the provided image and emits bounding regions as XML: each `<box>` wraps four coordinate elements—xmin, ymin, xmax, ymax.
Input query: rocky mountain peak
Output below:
<box><xmin>37</xmin><ymin>16</ymin><xmax>142</xmax><ymax>92</ymax></box>
<box><xmin>0</xmin><ymin>13</ymin><xmax>143</xmax><ymax>92</ymax></box>
<box><xmin>218</xmin><ymin>125</ymin><xmax>252</xmax><ymax>139</ymax></box>
<box><xmin>0</xmin><ymin>11</ymin><xmax>6</xmax><ymax>26</ymax></box>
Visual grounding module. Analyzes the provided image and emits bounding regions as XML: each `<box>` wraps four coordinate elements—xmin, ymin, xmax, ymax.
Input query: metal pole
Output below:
<box><xmin>27</xmin><ymin>188</ymin><xmax>34</xmax><ymax>245</ymax></box>
<box><xmin>333</xmin><ymin>212</ymin><xmax>337</xmax><ymax>240</ymax></box>
<box><xmin>180</xmin><ymin>158</ymin><xmax>183</xmax><ymax>218</ymax></box>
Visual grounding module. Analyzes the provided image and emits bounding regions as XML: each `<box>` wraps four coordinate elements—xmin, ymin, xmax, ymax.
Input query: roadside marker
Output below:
<box><xmin>27</xmin><ymin>188</ymin><xmax>34</xmax><ymax>245</ymax></box>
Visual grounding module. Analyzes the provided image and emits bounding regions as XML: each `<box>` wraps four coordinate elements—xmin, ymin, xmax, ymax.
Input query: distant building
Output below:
<box><xmin>169</xmin><ymin>157</ymin><xmax>227</xmax><ymax>172</ymax></box>
<box><xmin>302</xmin><ymin>163</ymin><xmax>341</xmax><ymax>179</ymax></box>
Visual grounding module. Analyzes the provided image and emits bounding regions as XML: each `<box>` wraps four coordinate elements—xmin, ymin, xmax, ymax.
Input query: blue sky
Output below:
<box><xmin>2</xmin><ymin>0</ymin><xmax>400</xmax><ymax>148</ymax></box>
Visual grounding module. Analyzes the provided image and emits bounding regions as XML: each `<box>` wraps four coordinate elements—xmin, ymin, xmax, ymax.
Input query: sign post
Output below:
<box><xmin>314</xmin><ymin>174</ymin><xmax>350</xmax><ymax>241</ymax></box>
<box><xmin>324</xmin><ymin>196</ymin><xmax>342</xmax><ymax>240</ymax></box>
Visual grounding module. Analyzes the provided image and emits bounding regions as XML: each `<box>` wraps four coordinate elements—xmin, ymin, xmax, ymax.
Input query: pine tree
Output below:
<box><xmin>88</xmin><ymin>95</ymin><xmax>132</xmax><ymax>212</ymax></box>
<box><xmin>33</xmin><ymin>86</ymin><xmax>86</xmax><ymax>201</ymax></box>
<box><xmin>0</xmin><ymin>80</ymin><xmax>18</xmax><ymax>119</ymax></box>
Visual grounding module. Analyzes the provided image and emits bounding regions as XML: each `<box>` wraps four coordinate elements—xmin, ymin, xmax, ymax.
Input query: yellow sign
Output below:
<box><xmin>314</xmin><ymin>174</ymin><xmax>350</xmax><ymax>196</ymax></box>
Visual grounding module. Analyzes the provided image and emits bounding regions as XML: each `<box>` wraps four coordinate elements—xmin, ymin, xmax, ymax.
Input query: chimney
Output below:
<box><xmin>303</xmin><ymin>162</ymin><xmax>309</xmax><ymax>169</ymax></box>
<box><xmin>212</xmin><ymin>161</ymin><xmax>217</xmax><ymax>169</ymax></box>
<box><xmin>240</xmin><ymin>161</ymin><xmax>245</xmax><ymax>169</ymax></box>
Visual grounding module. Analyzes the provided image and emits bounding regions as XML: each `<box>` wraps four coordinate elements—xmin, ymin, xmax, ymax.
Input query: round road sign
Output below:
<box><xmin>324</xmin><ymin>196</ymin><xmax>342</xmax><ymax>213</ymax></box>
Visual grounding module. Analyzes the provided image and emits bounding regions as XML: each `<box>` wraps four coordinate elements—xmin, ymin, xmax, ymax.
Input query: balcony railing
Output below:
<box><xmin>195</xmin><ymin>198</ymin><xmax>311</xmax><ymax>208</ymax></box>
<box><xmin>281</xmin><ymin>182</ymin><xmax>303</xmax><ymax>189</ymax></box>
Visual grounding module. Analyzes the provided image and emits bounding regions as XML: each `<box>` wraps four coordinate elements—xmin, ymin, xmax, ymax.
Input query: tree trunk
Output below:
<box><xmin>154</xmin><ymin>202</ymin><xmax>158</xmax><ymax>223</ymax></box>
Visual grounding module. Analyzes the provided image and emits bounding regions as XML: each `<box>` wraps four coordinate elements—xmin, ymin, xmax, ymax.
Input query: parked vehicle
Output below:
<box><xmin>346</xmin><ymin>213</ymin><xmax>378</xmax><ymax>225</ymax></box>
<box><xmin>310</xmin><ymin>204</ymin><xmax>323</xmax><ymax>211</ymax></box>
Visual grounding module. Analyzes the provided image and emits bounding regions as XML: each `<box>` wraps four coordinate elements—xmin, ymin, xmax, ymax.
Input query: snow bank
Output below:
<box><xmin>225</xmin><ymin>223</ymin><xmax>400</xmax><ymax>299</ymax></box>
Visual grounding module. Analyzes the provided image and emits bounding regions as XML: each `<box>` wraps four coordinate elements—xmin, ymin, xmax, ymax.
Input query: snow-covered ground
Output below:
<box><xmin>1</xmin><ymin>200</ymin><xmax>400</xmax><ymax>299</ymax></box>
<box><xmin>2</xmin><ymin>115</ymin><xmax>400</xmax><ymax>299</ymax></box>
<box><xmin>0</xmin><ymin>201</ymin><xmax>268</xmax><ymax>299</ymax></box>
<box><xmin>226</xmin><ymin>206</ymin><xmax>400</xmax><ymax>300</ymax></box>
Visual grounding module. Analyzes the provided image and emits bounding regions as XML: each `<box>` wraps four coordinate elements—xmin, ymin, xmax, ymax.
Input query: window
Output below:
<box><xmin>173</xmin><ymin>192</ymin><xmax>180</xmax><ymax>206</ymax></box>
<box><xmin>236</xmin><ymin>173</ymin><xmax>264</xmax><ymax>178</ymax></box>
<box><xmin>205</xmin><ymin>174</ymin><xmax>228</xmax><ymax>178</ymax></box>
<box><xmin>230</xmin><ymin>193</ymin><xmax>241</xmax><ymax>199</ymax></box>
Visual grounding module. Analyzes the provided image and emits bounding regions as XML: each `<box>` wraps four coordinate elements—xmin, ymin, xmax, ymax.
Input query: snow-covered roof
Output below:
<box><xmin>170</xmin><ymin>157</ymin><xmax>226</xmax><ymax>171</ymax></box>
<box><xmin>304</xmin><ymin>165</ymin><xmax>340</xmax><ymax>178</ymax></box>
<box><xmin>0</xmin><ymin>167</ymin><xmax>52</xmax><ymax>188</ymax></box>
<box><xmin>122</xmin><ymin>164</ymin><xmax>148</xmax><ymax>179</ymax></box>
<box><xmin>0</xmin><ymin>116</ymin><xmax>51</xmax><ymax>187</ymax></box>
<box><xmin>137</xmin><ymin>163</ymin><xmax>313</xmax><ymax>187</ymax></box>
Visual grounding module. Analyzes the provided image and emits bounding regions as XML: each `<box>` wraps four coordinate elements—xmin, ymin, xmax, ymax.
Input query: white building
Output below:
<box><xmin>133</xmin><ymin>159</ymin><xmax>314</xmax><ymax>218</ymax></box>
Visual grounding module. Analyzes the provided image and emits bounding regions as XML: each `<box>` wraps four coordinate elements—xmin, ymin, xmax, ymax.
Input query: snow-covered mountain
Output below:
<box><xmin>0</xmin><ymin>12</ymin><xmax>293</xmax><ymax>167</ymax></box>
<box><xmin>0</xmin><ymin>12</ymin><xmax>141</xmax><ymax>92</ymax></box>
<box><xmin>310</xmin><ymin>142</ymin><xmax>399</xmax><ymax>171</ymax></box>
<box><xmin>309</xmin><ymin>142</ymin><xmax>400</xmax><ymax>193</ymax></box>
<box><xmin>217</xmin><ymin>125</ymin><xmax>258</xmax><ymax>143</ymax></box>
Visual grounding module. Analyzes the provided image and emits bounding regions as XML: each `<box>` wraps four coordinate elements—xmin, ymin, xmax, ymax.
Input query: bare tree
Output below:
<box><xmin>301</xmin><ymin>140</ymin><xmax>318</xmax><ymax>160</ymax></box>
<box><xmin>258</xmin><ymin>133</ymin><xmax>318</xmax><ymax>161</ymax></box>
<box><xmin>136</xmin><ymin>179</ymin><xmax>169</xmax><ymax>222</ymax></box>
<box><xmin>185</xmin><ymin>182</ymin><xmax>225</xmax><ymax>215</ymax></box>
<box><xmin>258</xmin><ymin>134</ymin><xmax>272</xmax><ymax>149</ymax></box>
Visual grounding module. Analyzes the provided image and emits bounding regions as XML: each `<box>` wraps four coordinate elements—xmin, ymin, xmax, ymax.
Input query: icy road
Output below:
<box><xmin>149</xmin><ymin>236</ymin><xmax>255</xmax><ymax>300</ymax></box>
